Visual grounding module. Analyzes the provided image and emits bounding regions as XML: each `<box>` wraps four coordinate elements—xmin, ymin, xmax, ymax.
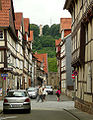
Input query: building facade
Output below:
<box><xmin>34</xmin><ymin>53</ymin><xmax>48</xmax><ymax>86</ymax></box>
<box><xmin>55</xmin><ymin>38</ymin><xmax>61</xmax><ymax>89</ymax></box>
<box><xmin>60</xmin><ymin>18</ymin><xmax>74</xmax><ymax>96</ymax></box>
<box><xmin>0</xmin><ymin>0</ymin><xmax>18</xmax><ymax>98</ymax></box>
<box><xmin>64</xmin><ymin>0</ymin><xmax>93</xmax><ymax>113</ymax></box>
<box><xmin>0</xmin><ymin>0</ymin><xmax>33</xmax><ymax>99</ymax></box>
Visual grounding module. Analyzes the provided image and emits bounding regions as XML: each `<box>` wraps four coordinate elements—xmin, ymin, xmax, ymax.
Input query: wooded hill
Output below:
<box><xmin>30</xmin><ymin>24</ymin><xmax>61</xmax><ymax>72</ymax></box>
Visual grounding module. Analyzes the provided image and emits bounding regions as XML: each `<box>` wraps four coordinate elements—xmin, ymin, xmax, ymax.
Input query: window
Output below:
<box><xmin>0</xmin><ymin>30</ymin><xmax>3</xmax><ymax>40</ymax></box>
<box><xmin>20</xmin><ymin>61</ymin><xmax>23</xmax><ymax>69</ymax></box>
<box><xmin>20</xmin><ymin>47</ymin><xmax>23</xmax><ymax>55</ymax></box>
<box><xmin>16</xmin><ymin>59</ymin><xmax>19</xmax><ymax>68</ymax></box>
<box><xmin>0</xmin><ymin>51</ymin><xmax>4</xmax><ymax>62</ymax></box>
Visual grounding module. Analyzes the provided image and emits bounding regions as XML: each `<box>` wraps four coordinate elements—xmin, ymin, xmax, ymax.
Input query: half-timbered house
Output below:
<box><xmin>64</xmin><ymin>0</ymin><xmax>93</xmax><ymax>113</ymax></box>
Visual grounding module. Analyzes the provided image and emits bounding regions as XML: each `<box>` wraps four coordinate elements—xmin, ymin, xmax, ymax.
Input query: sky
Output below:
<box><xmin>13</xmin><ymin>0</ymin><xmax>71</xmax><ymax>26</ymax></box>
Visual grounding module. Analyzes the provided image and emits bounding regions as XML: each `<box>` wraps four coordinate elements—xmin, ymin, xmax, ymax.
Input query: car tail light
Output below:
<box><xmin>24</xmin><ymin>98</ymin><xmax>30</xmax><ymax>102</ymax></box>
<box><xmin>4</xmin><ymin>99</ymin><xmax>8</xmax><ymax>103</ymax></box>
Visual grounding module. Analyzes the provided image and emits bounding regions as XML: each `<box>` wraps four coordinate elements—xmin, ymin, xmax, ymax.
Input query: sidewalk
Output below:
<box><xmin>61</xmin><ymin>94</ymin><xmax>93</xmax><ymax>120</ymax></box>
<box><xmin>64</xmin><ymin>108</ymin><xmax>93</xmax><ymax>120</ymax></box>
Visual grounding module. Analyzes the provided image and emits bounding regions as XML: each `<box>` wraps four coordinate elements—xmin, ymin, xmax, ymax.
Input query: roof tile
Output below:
<box><xmin>60</xmin><ymin>18</ymin><xmax>72</xmax><ymax>31</ymax></box>
<box><xmin>0</xmin><ymin>10</ymin><xmax>9</xmax><ymax>27</ymax></box>
<box><xmin>15</xmin><ymin>13</ymin><xmax>23</xmax><ymax>30</ymax></box>
<box><xmin>24</xmin><ymin>18</ymin><xmax>29</xmax><ymax>33</ymax></box>
<box><xmin>55</xmin><ymin>38</ymin><xmax>61</xmax><ymax>47</ymax></box>
<box><xmin>34</xmin><ymin>53</ymin><xmax>48</xmax><ymax>73</ymax></box>
<box><xmin>0</xmin><ymin>0</ymin><xmax>14</xmax><ymax>28</ymax></box>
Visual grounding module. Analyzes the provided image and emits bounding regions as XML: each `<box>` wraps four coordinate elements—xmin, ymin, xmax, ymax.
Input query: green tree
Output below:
<box><xmin>42</xmin><ymin>25</ymin><xmax>50</xmax><ymax>35</ymax></box>
<box><xmin>30</xmin><ymin>24</ymin><xmax>39</xmax><ymax>38</ymax></box>
<box><xmin>50</xmin><ymin>24</ymin><xmax>60</xmax><ymax>38</ymax></box>
<box><xmin>30</xmin><ymin>24</ymin><xmax>60</xmax><ymax>72</ymax></box>
<box><xmin>48</xmin><ymin>57</ymin><xmax>57</xmax><ymax>72</ymax></box>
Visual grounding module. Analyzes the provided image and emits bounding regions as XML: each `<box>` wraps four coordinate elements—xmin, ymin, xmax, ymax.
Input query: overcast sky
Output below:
<box><xmin>13</xmin><ymin>0</ymin><xmax>71</xmax><ymax>26</ymax></box>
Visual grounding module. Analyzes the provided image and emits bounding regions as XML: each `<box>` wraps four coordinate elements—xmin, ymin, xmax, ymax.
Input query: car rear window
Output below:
<box><xmin>28</xmin><ymin>88</ymin><xmax>37</xmax><ymax>92</ymax></box>
<box><xmin>46</xmin><ymin>86</ymin><xmax>52</xmax><ymax>89</ymax></box>
<box><xmin>7</xmin><ymin>91</ymin><xmax>27</xmax><ymax>97</ymax></box>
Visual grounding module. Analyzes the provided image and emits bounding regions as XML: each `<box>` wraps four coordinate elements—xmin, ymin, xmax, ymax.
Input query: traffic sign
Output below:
<box><xmin>72</xmin><ymin>74</ymin><xmax>75</xmax><ymax>79</ymax></box>
<box><xmin>73</xmin><ymin>71</ymin><xmax>78</xmax><ymax>76</ymax></box>
<box><xmin>1</xmin><ymin>74</ymin><xmax>8</xmax><ymax>77</ymax></box>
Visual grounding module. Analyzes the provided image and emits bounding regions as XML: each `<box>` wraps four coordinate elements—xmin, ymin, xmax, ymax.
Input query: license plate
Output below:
<box><xmin>11</xmin><ymin>104</ymin><xmax>22</xmax><ymax>108</ymax></box>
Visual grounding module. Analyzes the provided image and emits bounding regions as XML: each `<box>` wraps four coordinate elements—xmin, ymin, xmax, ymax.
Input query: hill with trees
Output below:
<box><xmin>30</xmin><ymin>24</ymin><xmax>60</xmax><ymax>72</ymax></box>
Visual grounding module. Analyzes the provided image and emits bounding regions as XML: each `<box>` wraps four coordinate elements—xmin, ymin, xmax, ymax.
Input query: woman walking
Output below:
<box><xmin>56</xmin><ymin>88</ymin><xmax>61</xmax><ymax>101</ymax></box>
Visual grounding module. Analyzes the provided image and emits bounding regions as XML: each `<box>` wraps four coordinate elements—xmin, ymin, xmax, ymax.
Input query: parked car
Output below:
<box><xmin>44</xmin><ymin>86</ymin><xmax>53</xmax><ymax>95</ymax></box>
<box><xmin>27</xmin><ymin>87</ymin><xmax>38</xmax><ymax>99</ymax></box>
<box><xmin>3</xmin><ymin>90</ymin><xmax>31</xmax><ymax>113</ymax></box>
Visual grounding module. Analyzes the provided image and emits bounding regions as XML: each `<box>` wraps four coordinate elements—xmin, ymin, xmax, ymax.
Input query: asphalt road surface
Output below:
<box><xmin>0</xmin><ymin>110</ymin><xmax>77</xmax><ymax>120</ymax></box>
<box><xmin>0</xmin><ymin>93</ymin><xmax>76</xmax><ymax>120</ymax></box>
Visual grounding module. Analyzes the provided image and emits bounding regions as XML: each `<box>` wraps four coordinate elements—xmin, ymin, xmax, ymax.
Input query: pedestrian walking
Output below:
<box><xmin>7</xmin><ymin>86</ymin><xmax>11</xmax><ymax>94</ymax></box>
<box><xmin>56</xmin><ymin>88</ymin><xmax>61</xmax><ymax>101</ymax></box>
<box><xmin>37</xmin><ymin>85</ymin><xmax>43</xmax><ymax>102</ymax></box>
<box><xmin>42</xmin><ymin>87</ymin><xmax>48</xmax><ymax>101</ymax></box>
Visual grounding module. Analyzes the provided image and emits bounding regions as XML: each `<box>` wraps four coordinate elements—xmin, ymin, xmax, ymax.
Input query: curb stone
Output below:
<box><xmin>63</xmin><ymin>109</ymin><xmax>80</xmax><ymax>120</ymax></box>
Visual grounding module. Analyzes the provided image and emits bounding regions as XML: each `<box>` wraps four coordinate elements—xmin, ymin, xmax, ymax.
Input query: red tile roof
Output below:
<box><xmin>0</xmin><ymin>10</ymin><xmax>9</xmax><ymax>26</ymax></box>
<box><xmin>0</xmin><ymin>0</ymin><xmax>11</xmax><ymax>27</ymax></box>
<box><xmin>1</xmin><ymin>0</ymin><xmax>11</xmax><ymax>10</ymax></box>
<box><xmin>55</xmin><ymin>38</ymin><xmax>61</xmax><ymax>47</ymax></box>
<box><xmin>28</xmin><ymin>31</ymin><xmax>33</xmax><ymax>42</ymax></box>
<box><xmin>15</xmin><ymin>13</ymin><xmax>23</xmax><ymax>30</ymax></box>
<box><xmin>60</xmin><ymin>18</ymin><xmax>72</xmax><ymax>32</ymax></box>
<box><xmin>34</xmin><ymin>53</ymin><xmax>48</xmax><ymax>73</ymax></box>
<box><xmin>24</xmin><ymin>18</ymin><xmax>29</xmax><ymax>33</ymax></box>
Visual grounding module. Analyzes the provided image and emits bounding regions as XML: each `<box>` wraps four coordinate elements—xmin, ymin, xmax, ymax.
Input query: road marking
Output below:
<box><xmin>0</xmin><ymin>116</ymin><xmax>17</xmax><ymax>120</ymax></box>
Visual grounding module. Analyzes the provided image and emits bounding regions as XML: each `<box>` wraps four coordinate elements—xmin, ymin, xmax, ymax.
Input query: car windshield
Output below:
<box><xmin>7</xmin><ymin>91</ymin><xmax>27</xmax><ymax>97</ymax></box>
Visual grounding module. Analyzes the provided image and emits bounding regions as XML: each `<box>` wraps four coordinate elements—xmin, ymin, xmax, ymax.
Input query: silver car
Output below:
<box><xmin>27</xmin><ymin>87</ymin><xmax>38</xmax><ymax>99</ymax></box>
<box><xmin>3</xmin><ymin>90</ymin><xmax>31</xmax><ymax>113</ymax></box>
<box><xmin>44</xmin><ymin>86</ymin><xmax>53</xmax><ymax>95</ymax></box>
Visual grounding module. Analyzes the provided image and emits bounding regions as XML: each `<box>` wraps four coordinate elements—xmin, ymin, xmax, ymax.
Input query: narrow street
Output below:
<box><xmin>1</xmin><ymin>93</ymin><xmax>93</xmax><ymax>120</ymax></box>
<box><xmin>0</xmin><ymin>93</ymin><xmax>77</xmax><ymax>120</ymax></box>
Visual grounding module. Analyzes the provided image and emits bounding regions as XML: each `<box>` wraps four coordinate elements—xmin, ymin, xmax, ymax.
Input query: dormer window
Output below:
<box><xmin>0</xmin><ymin>30</ymin><xmax>3</xmax><ymax>40</ymax></box>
